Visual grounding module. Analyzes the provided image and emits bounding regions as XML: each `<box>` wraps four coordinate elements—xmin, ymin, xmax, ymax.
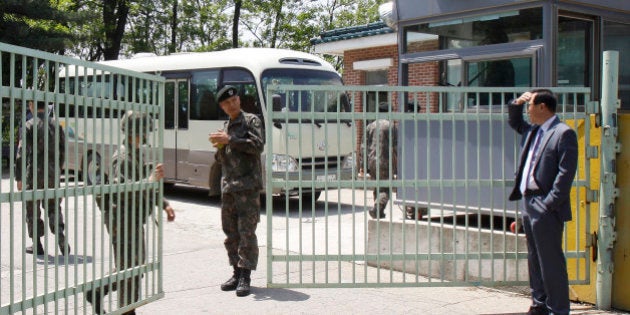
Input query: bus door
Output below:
<box><xmin>164</xmin><ymin>79</ymin><xmax>190</xmax><ymax>182</ymax></box>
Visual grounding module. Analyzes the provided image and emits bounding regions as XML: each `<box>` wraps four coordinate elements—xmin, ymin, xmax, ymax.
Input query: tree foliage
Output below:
<box><xmin>4</xmin><ymin>0</ymin><xmax>387</xmax><ymax>62</ymax></box>
<box><xmin>0</xmin><ymin>0</ymin><xmax>79</xmax><ymax>53</ymax></box>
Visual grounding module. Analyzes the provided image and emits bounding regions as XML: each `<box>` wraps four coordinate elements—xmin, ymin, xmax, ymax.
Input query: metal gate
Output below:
<box><xmin>265</xmin><ymin>84</ymin><xmax>596</xmax><ymax>288</ymax></box>
<box><xmin>0</xmin><ymin>42</ymin><xmax>165</xmax><ymax>314</ymax></box>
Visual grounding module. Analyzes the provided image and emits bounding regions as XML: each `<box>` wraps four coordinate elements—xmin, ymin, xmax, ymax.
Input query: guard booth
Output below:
<box><xmin>388</xmin><ymin>0</ymin><xmax>629</xmax><ymax>310</ymax></box>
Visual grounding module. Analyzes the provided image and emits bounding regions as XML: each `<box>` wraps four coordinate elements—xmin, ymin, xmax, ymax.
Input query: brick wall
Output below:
<box><xmin>341</xmin><ymin>40</ymin><xmax>439</xmax><ymax>156</ymax></box>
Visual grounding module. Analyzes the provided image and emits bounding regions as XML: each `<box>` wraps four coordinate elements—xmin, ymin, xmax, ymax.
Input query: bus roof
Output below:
<box><xmin>97</xmin><ymin>48</ymin><xmax>338</xmax><ymax>77</ymax></box>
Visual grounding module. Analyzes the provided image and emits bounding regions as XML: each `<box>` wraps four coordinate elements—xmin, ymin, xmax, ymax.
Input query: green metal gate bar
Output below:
<box><xmin>265</xmin><ymin>84</ymin><xmax>594</xmax><ymax>288</ymax></box>
<box><xmin>0</xmin><ymin>42</ymin><xmax>165</xmax><ymax>314</ymax></box>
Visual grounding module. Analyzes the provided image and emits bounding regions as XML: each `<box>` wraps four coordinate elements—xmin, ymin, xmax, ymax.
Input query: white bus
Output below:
<box><xmin>60</xmin><ymin>48</ymin><xmax>355</xmax><ymax>200</ymax></box>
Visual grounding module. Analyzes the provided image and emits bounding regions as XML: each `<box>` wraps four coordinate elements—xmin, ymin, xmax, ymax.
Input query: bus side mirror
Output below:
<box><xmin>272</xmin><ymin>94</ymin><xmax>283</xmax><ymax>111</ymax></box>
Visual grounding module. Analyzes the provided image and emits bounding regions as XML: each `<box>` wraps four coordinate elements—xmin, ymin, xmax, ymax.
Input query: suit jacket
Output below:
<box><xmin>508</xmin><ymin>102</ymin><xmax>578</xmax><ymax>222</ymax></box>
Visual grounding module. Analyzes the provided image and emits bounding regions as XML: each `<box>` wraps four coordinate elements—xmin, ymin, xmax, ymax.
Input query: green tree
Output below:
<box><xmin>0</xmin><ymin>0</ymin><xmax>77</xmax><ymax>53</ymax></box>
<box><xmin>313</xmin><ymin>0</ymin><xmax>387</xmax><ymax>70</ymax></box>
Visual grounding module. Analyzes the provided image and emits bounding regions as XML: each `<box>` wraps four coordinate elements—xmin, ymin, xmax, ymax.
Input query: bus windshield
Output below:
<box><xmin>261</xmin><ymin>69</ymin><xmax>347</xmax><ymax>113</ymax></box>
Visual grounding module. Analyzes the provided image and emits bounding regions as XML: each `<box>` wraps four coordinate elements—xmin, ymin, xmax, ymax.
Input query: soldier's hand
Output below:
<box><xmin>151</xmin><ymin>163</ymin><xmax>165</xmax><ymax>182</ymax></box>
<box><xmin>164</xmin><ymin>205</ymin><xmax>175</xmax><ymax>221</ymax></box>
<box><xmin>209</xmin><ymin>130</ymin><xmax>229</xmax><ymax>145</ymax></box>
<box><xmin>17</xmin><ymin>181</ymin><xmax>22</xmax><ymax>191</ymax></box>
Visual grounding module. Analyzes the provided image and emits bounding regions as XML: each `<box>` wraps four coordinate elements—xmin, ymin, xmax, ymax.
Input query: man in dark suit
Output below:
<box><xmin>508</xmin><ymin>89</ymin><xmax>578</xmax><ymax>315</ymax></box>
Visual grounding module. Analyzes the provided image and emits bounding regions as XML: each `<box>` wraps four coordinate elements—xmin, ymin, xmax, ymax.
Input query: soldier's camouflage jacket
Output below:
<box><xmin>16</xmin><ymin>112</ymin><xmax>66</xmax><ymax>188</ymax></box>
<box><xmin>215</xmin><ymin>111</ymin><xmax>264</xmax><ymax>193</ymax></box>
<box><xmin>365</xmin><ymin>119</ymin><xmax>398</xmax><ymax>179</ymax></box>
<box><xmin>104</xmin><ymin>144</ymin><xmax>170</xmax><ymax>228</ymax></box>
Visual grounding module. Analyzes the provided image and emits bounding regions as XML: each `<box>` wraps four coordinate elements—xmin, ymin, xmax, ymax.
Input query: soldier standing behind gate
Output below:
<box><xmin>86</xmin><ymin>110</ymin><xmax>175</xmax><ymax>315</ymax></box>
<box><xmin>209</xmin><ymin>85</ymin><xmax>264</xmax><ymax>297</ymax></box>
<box><xmin>16</xmin><ymin>100</ymin><xmax>70</xmax><ymax>256</ymax></box>
<box><xmin>362</xmin><ymin>102</ymin><xmax>398</xmax><ymax>219</ymax></box>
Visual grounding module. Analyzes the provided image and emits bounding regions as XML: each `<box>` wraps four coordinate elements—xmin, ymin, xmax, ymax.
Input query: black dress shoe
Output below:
<box><xmin>527</xmin><ymin>305</ymin><xmax>549</xmax><ymax>315</ymax></box>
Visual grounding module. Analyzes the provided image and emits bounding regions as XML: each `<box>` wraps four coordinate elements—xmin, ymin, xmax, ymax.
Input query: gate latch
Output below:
<box><xmin>586</xmin><ymin>231</ymin><xmax>598</xmax><ymax>262</ymax></box>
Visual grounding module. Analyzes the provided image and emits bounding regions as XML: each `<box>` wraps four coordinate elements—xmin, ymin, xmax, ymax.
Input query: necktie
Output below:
<box><xmin>520</xmin><ymin>128</ymin><xmax>544</xmax><ymax>194</ymax></box>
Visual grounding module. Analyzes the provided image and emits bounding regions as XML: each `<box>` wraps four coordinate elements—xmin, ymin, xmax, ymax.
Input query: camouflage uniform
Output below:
<box><xmin>90</xmin><ymin>112</ymin><xmax>169</xmax><ymax>314</ymax></box>
<box><xmin>365</xmin><ymin>119</ymin><xmax>398</xmax><ymax>218</ymax></box>
<box><xmin>16</xmin><ymin>110</ymin><xmax>68</xmax><ymax>250</ymax></box>
<box><xmin>215</xmin><ymin>110</ymin><xmax>264</xmax><ymax>270</ymax></box>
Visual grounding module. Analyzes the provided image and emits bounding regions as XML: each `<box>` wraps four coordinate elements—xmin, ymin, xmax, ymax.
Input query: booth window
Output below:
<box><xmin>365</xmin><ymin>70</ymin><xmax>389</xmax><ymax>114</ymax></box>
<box><xmin>557</xmin><ymin>15</ymin><xmax>592</xmax><ymax>88</ymax></box>
<box><xmin>404</xmin><ymin>7</ymin><xmax>542</xmax><ymax>54</ymax></box>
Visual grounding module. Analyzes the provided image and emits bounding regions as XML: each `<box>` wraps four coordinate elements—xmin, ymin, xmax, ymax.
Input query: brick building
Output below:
<box><xmin>311</xmin><ymin>22</ymin><xmax>439</xmax><ymax>114</ymax></box>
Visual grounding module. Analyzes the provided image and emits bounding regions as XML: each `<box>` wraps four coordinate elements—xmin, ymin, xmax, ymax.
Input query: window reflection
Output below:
<box><xmin>557</xmin><ymin>16</ymin><xmax>592</xmax><ymax>87</ymax></box>
<box><xmin>404</xmin><ymin>8</ymin><xmax>542</xmax><ymax>54</ymax></box>
<box><xmin>604</xmin><ymin>21</ymin><xmax>630</xmax><ymax>111</ymax></box>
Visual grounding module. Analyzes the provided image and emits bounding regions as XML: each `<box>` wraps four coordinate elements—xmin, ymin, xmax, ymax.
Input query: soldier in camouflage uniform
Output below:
<box><xmin>16</xmin><ymin>100</ymin><xmax>69</xmax><ymax>256</ymax></box>
<box><xmin>363</xmin><ymin>103</ymin><xmax>398</xmax><ymax>219</ymax></box>
<box><xmin>86</xmin><ymin>110</ymin><xmax>175</xmax><ymax>315</ymax></box>
<box><xmin>209</xmin><ymin>85</ymin><xmax>264</xmax><ymax>297</ymax></box>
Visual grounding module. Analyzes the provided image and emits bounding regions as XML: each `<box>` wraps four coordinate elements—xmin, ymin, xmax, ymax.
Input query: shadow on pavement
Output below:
<box><xmin>163</xmin><ymin>184</ymin><xmax>363</xmax><ymax>218</ymax></box>
<box><xmin>163</xmin><ymin>184</ymin><xmax>220</xmax><ymax>206</ymax></box>
<box><xmin>37</xmin><ymin>253</ymin><xmax>93</xmax><ymax>265</ymax></box>
<box><xmin>251</xmin><ymin>287</ymin><xmax>310</xmax><ymax>302</ymax></box>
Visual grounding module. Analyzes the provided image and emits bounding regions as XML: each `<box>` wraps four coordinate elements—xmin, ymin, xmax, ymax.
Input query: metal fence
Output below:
<box><xmin>0</xmin><ymin>42</ymin><xmax>165</xmax><ymax>314</ymax></box>
<box><xmin>265</xmin><ymin>85</ymin><xmax>595</xmax><ymax>288</ymax></box>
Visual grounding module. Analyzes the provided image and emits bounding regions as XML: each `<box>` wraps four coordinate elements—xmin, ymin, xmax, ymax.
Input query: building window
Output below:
<box><xmin>604</xmin><ymin>21</ymin><xmax>630</xmax><ymax>111</ymax></box>
<box><xmin>404</xmin><ymin>7</ymin><xmax>542</xmax><ymax>54</ymax></box>
<box><xmin>365</xmin><ymin>70</ymin><xmax>389</xmax><ymax>113</ymax></box>
<box><xmin>557</xmin><ymin>15</ymin><xmax>592</xmax><ymax>88</ymax></box>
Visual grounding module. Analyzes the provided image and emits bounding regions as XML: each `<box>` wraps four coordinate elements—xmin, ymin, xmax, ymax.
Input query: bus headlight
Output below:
<box><xmin>341</xmin><ymin>153</ymin><xmax>356</xmax><ymax>169</ymax></box>
<box><xmin>272</xmin><ymin>154</ymin><xmax>299</xmax><ymax>172</ymax></box>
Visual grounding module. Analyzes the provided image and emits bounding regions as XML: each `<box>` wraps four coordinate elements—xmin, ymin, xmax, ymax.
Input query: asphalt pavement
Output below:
<box><xmin>134</xmin><ymin>186</ymin><xmax>626</xmax><ymax>315</ymax></box>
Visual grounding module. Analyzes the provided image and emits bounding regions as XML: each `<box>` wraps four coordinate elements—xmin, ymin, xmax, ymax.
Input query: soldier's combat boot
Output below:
<box><xmin>26</xmin><ymin>239</ymin><xmax>45</xmax><ymax>255</ymax></box>
<box><xmin>220</xmin><ymin>266</ymin><xmax>241</xmax><ymax>291</ymax></box>
<box><xmin>236</xmin><ymin>269</ymin><xmax>251</xmax><ymax>297</ymax></box>
<box><xmin>85</xmin><ymin>287</ymin><xmax>108</xmax><ymax>314</ymax></box>
<box><xmin>58</xmin><ymin>233</ymin><xmax>71</xmax><ymax>256</ymax></box>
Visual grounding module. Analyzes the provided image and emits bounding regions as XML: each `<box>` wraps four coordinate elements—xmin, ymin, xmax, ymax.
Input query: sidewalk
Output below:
<box><xmin>136</xmin><ymin>195</ymin><xmax>626</xmax><ymax>315</ymax></box>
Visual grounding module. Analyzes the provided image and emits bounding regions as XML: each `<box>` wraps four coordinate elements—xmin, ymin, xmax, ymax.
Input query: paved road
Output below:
<box><xmin>1</xmin><ymin>177</ymin><xmax>626</xmax><ymax>314</ymax></box>
<box><xmin>140</xmin><ymin>185</ymin><xmax>624</xmax><ymax>315</ymax></box>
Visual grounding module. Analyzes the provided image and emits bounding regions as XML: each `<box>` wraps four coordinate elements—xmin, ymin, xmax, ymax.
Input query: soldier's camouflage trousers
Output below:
<box><xmin>222</xmin><ymin>190</ymin><xmax>260</xmax><ymax>270</ymax></box>
<box><xmin>373</xmin><ymin>187</ymin><xmax>391</xmax><ymax>215</ymax></box>
<box><xmin>102</xmin><ymin>207</ymin><xmax>146</xmax><ymax>309</ymax></box>
<box><xmin>368</xmin><ymin>167</ymin><xmax>392</xmax><ymax>215</ymax></box>
<box><xmin>25</xmin><ymin>196</ymin><xmax>65</xmax><ymax>240</ymax></box>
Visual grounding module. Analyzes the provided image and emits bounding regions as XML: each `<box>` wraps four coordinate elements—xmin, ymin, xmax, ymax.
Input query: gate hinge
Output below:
<box><xmin>587</xmin><ymin>231</ymin><xmax>598</xmax><ymax>262</ymax></box>
<box><xmin>586</xmin><ymin>232</ymin><xmax>596</xmax><ymax>247</ymax></box>
<box><xmin>586</xmin><ymin>189</ymin><xmax>599</xmax><ymax>203</ymax></box>
<box><xmin>585</xmin><ymin>145</ymin><xmax>598</xmax><ymax>159</ymax></box>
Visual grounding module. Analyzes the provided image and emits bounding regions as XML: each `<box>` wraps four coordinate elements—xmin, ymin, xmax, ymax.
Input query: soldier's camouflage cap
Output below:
<box><xmin>216</xmin><ymin>85</ymin><xmax>238</xmax><ymax>103</ymax></box>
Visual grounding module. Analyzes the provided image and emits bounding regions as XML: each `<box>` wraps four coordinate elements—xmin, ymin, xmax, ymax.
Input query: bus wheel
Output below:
<box><xmin>85</xmin><ymin>152</ymin><xmax>103</xmax><ymax>185</ymax></box>
<box><xmin>302</xmin><ymin>191</ymin><xmax>322</xmax><ymax>203</ymax></box>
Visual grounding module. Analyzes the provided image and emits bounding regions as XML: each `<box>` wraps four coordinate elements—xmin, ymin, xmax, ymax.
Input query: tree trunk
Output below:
<box><xmin>169</xmin><ymin>0</ymin><xmax>178</xmax><ymax>54</ymax></box>
<box><xmin>232</xmin><ymin>0</ymin><xmax>241</xmax><ymax>48</ymax></box>
<box><xmin>102</xmin><ymin>0</ymin><xmax>130</xmax><ymax>60</ymax></box>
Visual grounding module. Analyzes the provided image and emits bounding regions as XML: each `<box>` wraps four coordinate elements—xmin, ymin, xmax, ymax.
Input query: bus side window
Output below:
<box><xmin>193</xmin><ymin>89</ymin><xmax>215</xmax><ymax>120</ymax></box>
<box><xmin>240</xmin><ymin>94</ymin><xmax>257</xmax><ymax>114</ymax></box>
<box><xmin>191</xmin><ymin>70</ymin><xmax>221</xmax><ymax>121</ymax></box>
